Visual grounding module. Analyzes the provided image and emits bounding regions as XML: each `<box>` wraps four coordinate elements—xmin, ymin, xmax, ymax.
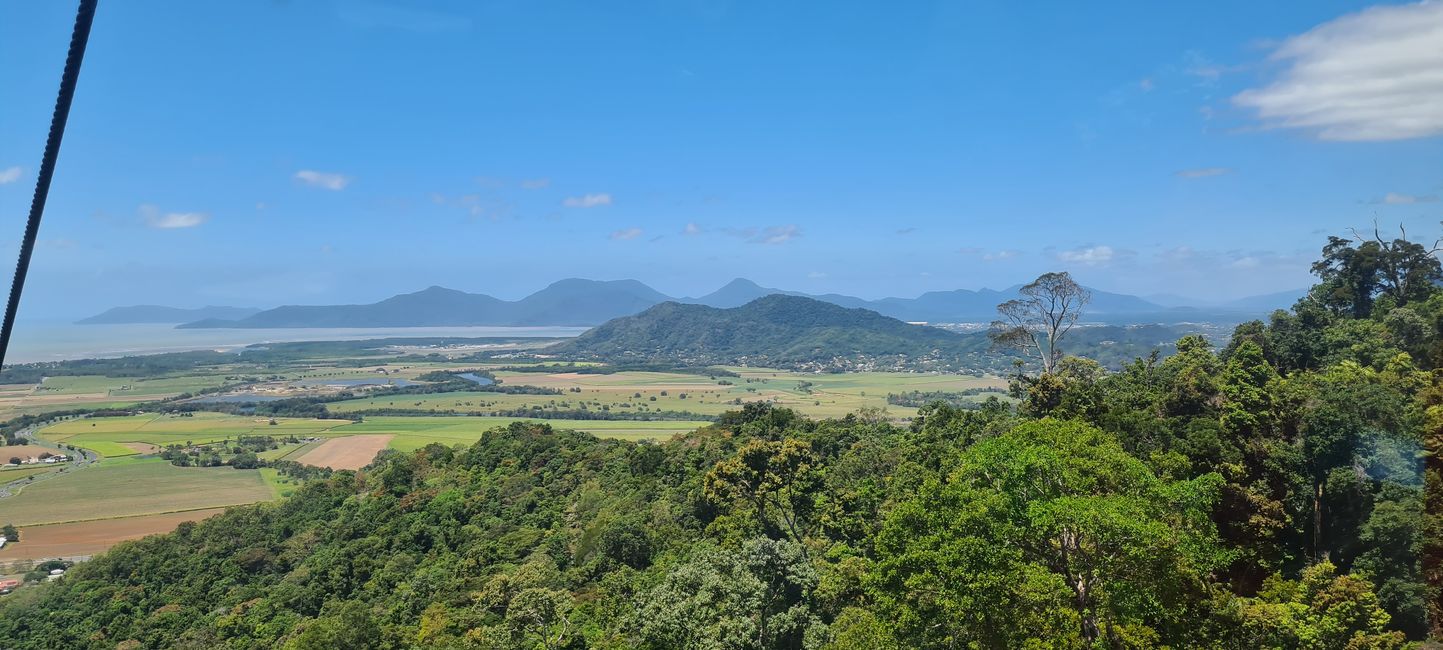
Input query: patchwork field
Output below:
<box><xmin>1</xmin><ymin>362</ymin><xmax>1006</xmax><ymax>562</ymax></box>
<box><xmin>0</xmin><ymin>457</ymin><xmax>272</xmax><ymax>526</ymax></box>
<box><xmin>0</xmin><ymin>508</ymin><xmax>230</xmax><ymax>562</ymax></box>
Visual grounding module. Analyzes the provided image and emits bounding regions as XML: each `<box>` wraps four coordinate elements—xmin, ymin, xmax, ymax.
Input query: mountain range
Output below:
<box><xmin>75</xmin><ymin>305</ymin><xmax>261</xmax><ymax>325</ymax></box>
<box><xmin>74</xmin><ymin>278</ymin><xmax>1304</xmax><ymax>329</ymax></box>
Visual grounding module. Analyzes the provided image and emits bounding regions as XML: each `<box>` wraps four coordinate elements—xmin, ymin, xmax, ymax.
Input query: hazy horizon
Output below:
<box><xmin>4</xmin><ymin>1</ymin><xmax>1439</xmax><ymax>320</ymax></box>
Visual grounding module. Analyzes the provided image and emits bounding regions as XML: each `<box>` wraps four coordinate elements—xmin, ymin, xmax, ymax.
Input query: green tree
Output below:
<box><xmin>1230</xmin><ymin>562</ymin><xmax>1407</xmax><ymax>649</ymax></box>
<box><xmin>633</xmin><ymin>538</ymin><xmax>821</xmax><ymax>650</ymax></box>
<box><xmin>704</xmin><ymin>438</ymin><xmax>821</xmax><ymax>546</ymax></box>
<box><xmin>871</xmin><ymin>419</ymin><xmax>1227</xmax><ymax>647</ymax></box>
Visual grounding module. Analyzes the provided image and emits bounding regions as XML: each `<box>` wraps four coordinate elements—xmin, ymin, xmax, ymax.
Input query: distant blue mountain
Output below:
<box><xmin>178</xmin><ymin>280</ymin><xmax>672</xmax><ymax>329</ymax></box>
<box><xmin>76</xmin><ymin>305</ymin><xmax>261</xmax><ymax>325</ymax></box>
<box><xmin>168</xmin><ymin>277</ymin><xmax>1294</xmax><ymax>329</ymax></box>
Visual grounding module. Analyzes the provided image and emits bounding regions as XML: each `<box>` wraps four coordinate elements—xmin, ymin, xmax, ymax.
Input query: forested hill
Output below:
<box><xmin>545</xmin><ymin>295</ymin><xmax>968</xmax><ymax>371</ymax></box>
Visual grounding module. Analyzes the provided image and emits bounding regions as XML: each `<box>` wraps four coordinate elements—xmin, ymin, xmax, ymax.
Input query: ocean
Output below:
<box><xmin>4</xmin><ymin>320</ymin><xmax>587</xmax><ymax>363</ymax></box>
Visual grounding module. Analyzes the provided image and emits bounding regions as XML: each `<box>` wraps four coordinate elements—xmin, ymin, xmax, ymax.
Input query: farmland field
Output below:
<box><xmin>0</xmin><ymin>508</ymin><xmax>230</xmax><ymax>563</ymax></box>
<box><xmin>329</xmin><ymin>367</ymin><xmax>1008</xmax><ymax>420</ymax></box>
<box><xmin>2</xmin><ymin>353</ymin><xmax>1007</xmax><ymax>563</ymax></box>
<box><xmin>40</xmin><ymin>412</ymin><xmax>355</xmax><ymax>457</ymax></box>
<box><xmin>294</xmin><ymin>434</ymin><xmax>394</xmax><ymax>470</ymax></box>
<box><xmin>0</xmin><ymin>456</ymin><xmax>272</xmax><ymax>526</ymax></box>
<box><xmin>0</xmin><ymin>466</ymin><xmax>57</xmax><ymax>483</ymax></box>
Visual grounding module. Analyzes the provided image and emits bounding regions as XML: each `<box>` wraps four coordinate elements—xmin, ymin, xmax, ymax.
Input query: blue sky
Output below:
<box><xmin>2</xmin><ymin>0</ymin><xmax>1441</xmax><ymax>319</ymax></box>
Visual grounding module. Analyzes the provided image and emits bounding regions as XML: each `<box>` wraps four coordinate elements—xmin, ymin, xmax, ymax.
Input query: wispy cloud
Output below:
<box><xmin>609</xmin><ymin>227</ymin><xmax>643</xmax><ymax>241</ymax></box>
<box><xmin>140</xmin><ymin>204</ymin><xmax>209</xmax><ymax>229</ymax></box>
<box><xmin>682</xmin><ymin>222</ymin><xmax>703</xmax><ymax>236</ymax></box>
<box><xmin>755</xmin><ymin>225</ymin><xmax>801</xmax><ymax>245</ymax></box>
<box><xmin>520</xmin><ymin>178</ymin><xmax>551</xmax><ymax>190</ymax></box>
<box><xmin>1055</xmin><ymin>244</ymin><xmax>1126</xmax><ymax>266</ymax></box>
<box><xmin>0</xmin><ymin>166</ymin><xmax>21</xmax><ymax>185</ymax></box>
<box><xmin>807</xmin><ymin>271</ymin><xmax>827</xmax><ymax>279</ymax></box>
<box><xmin>1183</xmin><ymin>50</ymin><xmax>1226</xmax><ymax>83</ymax></box>
<box><xmin>294</xmin><ymin>170</ymin><xmax>352</xmax><ymax>190</ymax></box>
<box><xmin>563</xmin><ymin>193</ymin><xmax>612</xmax><ymax>208</ymax></box>
<box><xmin>1233</xmin><ymin>1</ymin><xmax>1443</xmax><ymax>141</ymax></box>
<box><xmin>1372</xmin><ymin>192</ymin><xmax>1439</xmax><ymax>205</ymax></box>
<box><xmin>895</xmin><ymin>227</ymin><xmax>917</xmax><ymax>235</ymax></box>
<box><xmin>429</xmin><ymin>193</ymin><xmax>513</xmax><ymax>220</ymax></box>
<box><xmin>1175</xmin><ymin>167</ymin><xmax>1233</xmax><ymax>179</ymax></box>
<box><xmin>958</xmin><ymin>247</ymin><xmax>1022</xmax><ymax>261</ymax></box>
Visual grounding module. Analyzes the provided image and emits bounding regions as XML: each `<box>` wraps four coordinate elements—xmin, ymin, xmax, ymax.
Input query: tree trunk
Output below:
<box><xmin>1423</xmin><ymin>423</ymin><xmax>1443</xmax><ymax>641</ymax></box>
<box><xmin>1313</xmin><ymin>481</ymin><xmax>1328</xmax><ymax>563</ymax></box>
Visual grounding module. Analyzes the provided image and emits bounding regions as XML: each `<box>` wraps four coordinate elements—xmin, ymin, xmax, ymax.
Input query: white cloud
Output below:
<box><xmin>0</xmin><ymin>166</ymin><xmax>21</xmax><ymax>185</ymax></box>
<box><xmin>1175</xmin><ymin>167</ymin><xmax>1233</xmax><ymax>178</ymax></box>
<box><xmin>609</xmin><ymin>227</ymin><xmax>643</xmax><ymax>240</ymax></box>
<box><xmin>563</xmin><ymin>193</ymin><xmax>612</xmax><ymax>208</ymax></box>
<box><xmin>520</xmin><ymin>178</ymin><xmax>551</xmax><ymax>190</ymax></box>
<box><xmin>682</xmin><ymin>222</ymin><xmax>703</xmax><ymax>235</ymax></box>
<box><xmin>958</xmin><ymin>247</ymin><xmax>1022</xmax><ymax>261</ymax></box>
<box><xmin>140</xmin><ymin>204</ymin><xmax>209</xmax><ymax>229</ymax></box>
<box><xmin>1232</xmin><ymin>1</ymin><xmax>1443</xmax><ymax>141</ymax></box>
<box><xmin>294</xmin><ymin>170</ymin><xmax>352</xmax><ymax>190</ymax></box>
<box><xmin>1056</xmin><ymin>245</ymin><xmax>1117</xmax><ymax>265</ymax></box>
<box><xmin>1377</xmin><ymin>192</ymin><xmax>1439</xmax><ymax>204</ymax></box>
<box><xmin>807</xmin><ymin>271</ymin><xmax>827</xmax><ymax>279</ymax></box>
<box><xmin>755</xmin><ymin>225</ymin><xmax>800</xmax><ymax>245</ymax></box>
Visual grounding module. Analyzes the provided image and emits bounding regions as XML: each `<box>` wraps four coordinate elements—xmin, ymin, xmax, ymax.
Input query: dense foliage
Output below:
<box><xmin>0</xmin><ymin>234</ymin><xmax>1439</xmax><ymax>647</ymax></box>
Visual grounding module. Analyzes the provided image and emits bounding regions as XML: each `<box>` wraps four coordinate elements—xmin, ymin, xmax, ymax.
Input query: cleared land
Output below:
<box><xmin>0</xmin><ymin>508</ymin><xmax>229</xmax><ymax>562</ymax></box>
<box><xmin>1</xmin><ymin>445</ymin><xmax>60</xmax><ymax>461</ymax></box>
<box><xmin>294</xmin><ymin>434</ymin><xmax>394</xmax><ymax>470</ymax></box>
<box><xmin>0</xmin><ymin>457</ymin><xmax>272</xmax><ymax>526</ymax></box>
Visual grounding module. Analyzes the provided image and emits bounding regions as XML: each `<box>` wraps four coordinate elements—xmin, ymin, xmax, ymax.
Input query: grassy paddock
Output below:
<box><xmin>0</xmin><ymin>456</ymin><xmax>272</xmax><ymax>526</ymax></box>
<box><xmin>40</xmin><ymin>413</ymin><xmax>354</xmax><ymax>457</ymax></box>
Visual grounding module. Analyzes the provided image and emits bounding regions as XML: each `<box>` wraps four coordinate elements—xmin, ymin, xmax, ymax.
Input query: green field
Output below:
<box><xmin>0</xmin><ymin>466</ymin><xmax>58</xmax><ymax>483</ymax></box>
<box><xmin>40</xmin><ymin>413</ymin><xmax>355</xmax><ymax>457</ymax></box>
<box><xmin>329</xmin><ymin>367</ymin><xmax>1008</xmax><ymax>420</ymax></box>
<box><xmin>34</xmin><ymin>412</ymin><xmax>712</xmax><ymax>463</ymax></box>
<box><xmin>0</xmin><ymin>456</ymin><xmax>272</xmax><ymax>526</ymax></box>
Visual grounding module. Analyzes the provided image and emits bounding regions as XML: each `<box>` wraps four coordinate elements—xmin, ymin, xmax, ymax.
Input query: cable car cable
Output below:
<box><xmin>0</xmin><ymin>0</ymin><xmax>99</xmax><ymax>369</ymax></box>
